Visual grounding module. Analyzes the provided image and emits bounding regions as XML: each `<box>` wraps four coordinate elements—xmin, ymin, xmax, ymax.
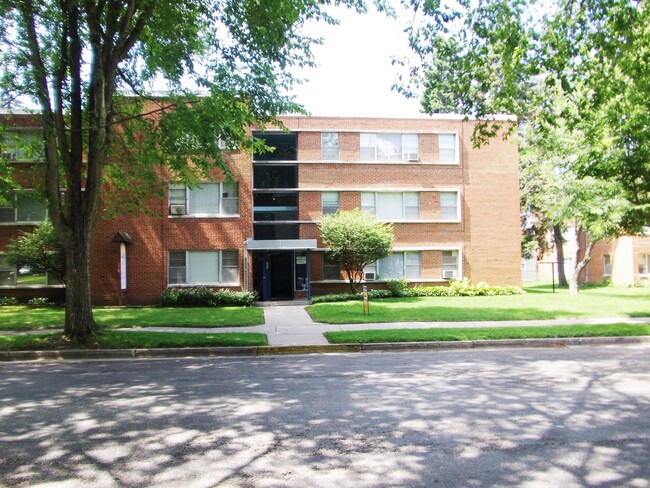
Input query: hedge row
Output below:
<box><xmin>161</xmin><ymin>288</ymin><xmax>257</xmax><ymax>307</ymax></box>
<box><xmin>311</xmin><ymin>279</ymin><xmax>524</xmax><ymax>303</ymax></box>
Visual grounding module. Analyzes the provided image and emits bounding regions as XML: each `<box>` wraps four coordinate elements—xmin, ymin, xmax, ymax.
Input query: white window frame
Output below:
<box><xmin>168</xmin><ymin>182</ymin><xmax>239</xmax><ymax>217</ymax></box>
<box><xmin>359</xmin><ymin>133</ymin><xmax>420</xmax><ymax>162</ymax></box>
<box><xmin>0</xmin><ymin>190</ymin><xmax>48</xmax><ymax>225</ymax></box>
<box><xmin>321</xmin><ymin>191</ymin><xmax>340</xmax><ymax>215</ymax></box>
<box><xmin>442</xmin><ymin>250</ymin><xmax>459</xmax><ymax>279</ymax></box>
<box><xmin>439</xmin><ymin>191</ymin><xmax>461</xmax><ymax>222</ymax></box>
<box><xmin>321</xmin><ymin>133</ymin><xmax>339</xmax><ymax>161</ymax></box>
<box><xmin>638</xmin><ymin>254</ymin><xmax>649</xmax><ymax>276</ymax></box>
<box><xmin>364</xmin><ymin>251</ymin><xmax>422</xmax><ymax>280</ymax></box>
<box><xmin>167</xmin><ymin>250</ymin><xmax>240</xmax><ymax>286</ymax></box>
<box><xmin>437</xmin><ymin>133</ymin><xmax>459</xmax><ymax>164</ymax></box>
<box><xmin>604</xmin><ymin>254</ymin><xmax>612</xmax><ymax>277</ymax></box>
<box><xmin>360</xmin><ymin>192</ymin><xmax>420</xmax><ymax>221</ymax></box>
<box><xmin>322</xmin><ymin>253</ymin><xmax>341</xmax><ymax>281</ymax></box>
<box><xmin>0</xmin><ymin>253</ymin><xmax>61</xmax><ymax>287</ymax></box>
<box><xmin>1</xmin><ymin>130</ymin><xmax>44</xmax><ymax>162</ymax></box>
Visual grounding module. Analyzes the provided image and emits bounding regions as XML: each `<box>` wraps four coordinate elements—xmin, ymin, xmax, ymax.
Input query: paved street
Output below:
<box><xmin>1</xmin><ymin>344</ymin><xmax>649</xmax><ymax>487</ymax></box>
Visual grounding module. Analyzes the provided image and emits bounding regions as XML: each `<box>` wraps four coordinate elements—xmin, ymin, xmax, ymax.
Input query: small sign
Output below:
<box><xmin>296</xmin><ymin>256</ymin><xmax>307</xmax><ymax>265</ymax></box>
<box><xmin>362</xmin><ymin>285</ymin><xmax>369</xmax><ymax>314</ymax></box>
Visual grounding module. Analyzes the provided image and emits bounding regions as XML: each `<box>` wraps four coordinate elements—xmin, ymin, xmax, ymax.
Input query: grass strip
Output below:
<box><xmin>324</xmin><ymin>323</ymin><xmax>650</xmax><ymax>344</ymax></box>
<box><xmin>0</xmin><ymin>306</ymin><xmax>264</xmax><ymax>331</ymax></box>
<box><xmin>0</xmin><ymin>330</ymin><xmax>268</xmax><ymax>351</ymax></box>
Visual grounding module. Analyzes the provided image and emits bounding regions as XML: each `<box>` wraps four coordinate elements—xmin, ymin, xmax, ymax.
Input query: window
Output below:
<box><xmin>1</xmin><ymin>131</ymin><xmax>43</xmax><ymax>162</ymax></box>
<box><xmin>321</xmin><ymin>133</ymin><xmax>339</xmax><ymax>160</ymax></box>
<box><xmin>0</xmin><ymin>191</ymin><xmax>47</xmax><ymax>224</ymax></box>
<box><xmin>360</xmin><ymin>133</ymin><xmax>419</xmax><ymax>162</ymax></box>
<box><xmin>604</xmin><ymin>255</ymin><xmax>612</xmax><ymax>276</ymax></box>
<box><xmin>639</xmin><ymin>254</ymin><xmax>649</xmax><ymax>275</ymax></box>
<box><xmin>442</xmin><ymin>250</ymin><xmax>459</xmax><ymax>279</ymax></box>
<box><xmin>168</xmin><ymin>251</ymin><xmax>239</xmax><ymax>285</ymax></box>
<box><xmin>440</xmin><ymin>192</ymin><xmax>459</xmax><ymax>220</ymax></box>
<box><xmin>438</xmin><ymin>134</ymin><xmax>457</xmax><ymax>163</ymax></box>
<box><xmin>0</xmin><ymin>255</ymin><xmax>60</xmax><ymax>286</ymax></box>
<box><xmin>323</xmin><ymin>253</ymin><xmax>340</xmax><ymax>280</ymax></box>
<box><xmin>168</xmin><ymin>182</ymin><xmax>239</xmax><ymax>216</ymax></box>
<box><xmin>322</xmin><ymin>192</ymin><xmax>340</xmax><ymax>215</ymax></box>
<box><xmin>364</xmin><ymin>252</ymin><xmax>421</xmax><ymax>280</ymax></box>
<box><xmin>360</xmin><ymin>192</ymin><xmax>420</xmax><ymax>220</ymax></box>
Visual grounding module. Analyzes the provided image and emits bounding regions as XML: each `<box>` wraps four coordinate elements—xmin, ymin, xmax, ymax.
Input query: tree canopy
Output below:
<box><xmin>318</xmin><ymin>209</ymin><xmax>394</xmax><ymax>293</ymax></box>
<box><xmin>0</xmin><ymin>0</ymin><xmax>363</xmax><ymax>342</ymax></box>
<box><xmin>403</xmin><ymin>0</ymin><xmax>649</xmax><ymax>231</ymax></box>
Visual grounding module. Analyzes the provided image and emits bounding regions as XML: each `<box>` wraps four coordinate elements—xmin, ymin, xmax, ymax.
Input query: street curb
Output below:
<box><xmin>1</xmin><ymin>335</ymin><xmax>649</xmax><ymax>362</ymax></box>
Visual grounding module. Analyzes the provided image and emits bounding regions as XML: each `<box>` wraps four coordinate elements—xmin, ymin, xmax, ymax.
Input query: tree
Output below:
<box><xmin>5</xmin><ymin>220</ymin><xmax>65</xmax><ymax>285</ymax></box>
<box><xmin>0</xmin><ymin>0</ymin><xmax>361</xmax><ymax>343</ymax></box>
<box><xmin>318</xmin><ymin>209</ymin><xmax>394</xmax><ymax>293</ymax></box>
<box><xmin>402</xmin><ymin>0</ymin><xmax>649</xmax><ymax>230</ymax></box>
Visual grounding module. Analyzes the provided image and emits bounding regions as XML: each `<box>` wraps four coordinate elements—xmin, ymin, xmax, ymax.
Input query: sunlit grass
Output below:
<box><xmin>308</xmin><ymin>284</ymin><xmax>650</xmax><ymax>324</ymax></box>
<box><xmin>0</xmin><ymin>330</ymin><xmax>268</xmax><ymax>350</ymax></box>
<box><xmin>325</xmin><ymin>323</ymin><xmax>650</xmax><ymax>344</ymax></box>
<box><xmin>0</xmin><ymin>306</ymin><xmax>264</xmax><ymax>331</ymax></box>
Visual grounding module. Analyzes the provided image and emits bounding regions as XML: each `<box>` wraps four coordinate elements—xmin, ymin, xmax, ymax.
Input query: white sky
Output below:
<box><xmin>291</xmin><ymin>5</ymin><xmax>425</xmax><ymax>118</ymax></box>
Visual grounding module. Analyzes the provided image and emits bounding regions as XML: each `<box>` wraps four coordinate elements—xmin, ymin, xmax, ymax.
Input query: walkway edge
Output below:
<box><xmin>2</xmin><ymin>335</ymin><xmax>650</xmax><ymax>362</ymax></box>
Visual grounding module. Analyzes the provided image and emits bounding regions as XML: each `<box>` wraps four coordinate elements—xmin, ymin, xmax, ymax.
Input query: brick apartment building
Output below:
<box><xmin>1</xmin><ymin>111</ymin><xmax>521</xmax><ymax>305</ymax></box>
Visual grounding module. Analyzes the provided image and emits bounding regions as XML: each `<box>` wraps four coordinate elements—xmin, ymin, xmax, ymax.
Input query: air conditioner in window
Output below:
<box><xmin>442</xmin><ymin>270</ymin><xmax>457</xmax><ymax>280</ymax></box>
<box><xmin>169</xmin><ymin>204</ymin><xmax>187</xmax><ymax>216</ymax></box>
<box><xmin>405</xmin><ymin>152</ymin><xmax>419</xmax><ymax>162</ymax></box>
<box><xmin>364</xmin><ymin>272</ymin><xmax>376</xmax><ymax>281</ymax></box>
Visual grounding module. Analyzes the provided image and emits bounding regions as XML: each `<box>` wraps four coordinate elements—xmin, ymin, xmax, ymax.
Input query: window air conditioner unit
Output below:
<box><xmin>443</xmin><ymin>270</ymin><xmax>457</xmax><ymax>280</ymax></box>
<box><xmin>364</xmin><ymin>272</ymin><xmax>376</xmax><ymax>281</ymax></box>
<box><xmin>169</xmin><ymin>204</ymin><xmax>187</xmax><ymax>216</ymax></box>
<box><xmin>406</xmin><ymin>152</ymin><xmax>419</xmax><ymax>162</ymax></box>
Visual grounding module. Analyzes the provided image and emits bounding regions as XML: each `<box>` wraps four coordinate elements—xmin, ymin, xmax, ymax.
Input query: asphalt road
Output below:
<box><xmin>1</xmin><ymin>344</ymin><xmax>649</xmax><ymax>487</ymax></box>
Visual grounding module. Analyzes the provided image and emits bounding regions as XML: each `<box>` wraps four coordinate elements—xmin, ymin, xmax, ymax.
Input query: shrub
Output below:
<box><xmin>0</xmin><ymin>296</ymin><xmax>18</xmax><ymax>306</ymax></box>
<box><xmin>385</xmin><ymin>278</ymin><xmax>409</xmax><ymax>297</ymax></box>
<box><xmin>408</xmin><ymin>278</ymin><xmax>524</xmax><ymax>297</ymax></box>
<box><xmin>161</xmin><ymin>287</ymin><xmax>257</xmax><ymax>307</ymax></box>
<box><xmin>27</xmin><ymin>297</ymin><xmax>49</xmax><ymax>307</ymax></box>
<box><xmin>311</xmin><ymin>289</ymin><xmax>393</xmax><ymax>304</ymax></box>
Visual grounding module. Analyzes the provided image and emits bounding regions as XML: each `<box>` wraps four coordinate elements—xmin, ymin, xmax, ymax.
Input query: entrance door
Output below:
<box><xmin>252</xmin><ymin>251</ymin><xmax>294</xmax><ymax>301</ymax></box>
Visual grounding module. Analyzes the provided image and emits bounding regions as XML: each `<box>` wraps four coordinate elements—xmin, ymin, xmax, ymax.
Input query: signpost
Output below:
<box><xmin>362</xmin><ymin>285</ymin><xmax>369</xmax><ymax>315</ymax></box>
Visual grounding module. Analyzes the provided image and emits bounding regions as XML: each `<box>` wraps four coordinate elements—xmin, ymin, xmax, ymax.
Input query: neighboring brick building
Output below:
<box><xmin>1</xmin><ymin>111</ymin><xmax>521</xmax><ymax>304</ymax></box>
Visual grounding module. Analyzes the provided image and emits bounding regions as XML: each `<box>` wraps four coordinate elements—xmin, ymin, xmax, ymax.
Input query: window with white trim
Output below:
<box><xmin>604</xmin><ymin>254</ymin><xmax>612</xmax><ymax>276</ymax></box>
<box><xmin>364</xmin><ymin>251</ymin><xmax>421</xmax><ymax>280</ymax></box>
<box><xmin>1</xmin><ymin>131</ymin><xmax>43</xmax><ymax>162</ymax></box>
<box><xmin>361</xmin><ymin>192</ymin><xmax>420</xmax><ymax>220</ymax></box>
<box><xmin>442</xmin><ymin>250</ymin><xmax>459</xmax><ymax>279</ymax></box>
<box><xmin>438</xmin><ymin>134</ymin><xmax>457</xmax><ymax>163</ymax></box>
<box><xmin>360</xmin><ymin>133</ymin><xmax>419</xmax><ymax>162</ymax></box>
<box><xmin>322</xmin><ymin>192</ymin><xmax>340</xmax><ymax>215</ymax></box>
<box><xmin>639</xmin><ymin>254</ymin><xmax>649</xmax><ymax>275</ymax></box>
<box><xmin>0</xmin><ymin>254</ymin><xmax>61</xmax><ymax>286</ymax></box>
<box><xmin>321</xmin><ymin>133</ymin><xmax>339</xmax><ymax>160</ymax></box>
<box><xmin>0</xmin><ymin>191</ymin><xmax>47</xmax><ymax>224</ymax></box>
<box><xmin>168</xmin><ymin>182</ymin><xmax>239</xmax><ymax>216</ymax></box>
<box><xmin>168</xmin><ymin>250</ymin><xmax>239</xmax><ymax>285</ymax></box>
<box><xmin>440</xmin><ymin>191</ymin><xmax>459</xmax><ymax>220</ymax></box>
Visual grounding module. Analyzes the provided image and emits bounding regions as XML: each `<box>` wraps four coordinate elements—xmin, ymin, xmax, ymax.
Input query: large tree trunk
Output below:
<box><xmin>63</xmin><ymin>233</ymin><xmax>98</xmax><ymax>342</ymax></box>
<box><xmin>553</xmin><ymin>225</ymin><xmax>567</xmax><ymax>287</ymax></box>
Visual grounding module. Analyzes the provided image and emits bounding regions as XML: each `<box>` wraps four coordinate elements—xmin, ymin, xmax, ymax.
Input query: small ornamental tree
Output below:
<box><xmin>6</xmin><ymin>220</ymin><xmax>66</xmax><ymax>284</ymax></box>
<box><xmin>318</xmin><ymin>209</ymin><xmax>394</xmax><ymax>293</ymax></box>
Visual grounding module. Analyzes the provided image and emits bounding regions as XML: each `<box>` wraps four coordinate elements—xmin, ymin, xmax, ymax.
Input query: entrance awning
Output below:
<box><xmin>245</xmin><ymin>238</ymin><xmax>317</xmax><ymax>251</ymax></box>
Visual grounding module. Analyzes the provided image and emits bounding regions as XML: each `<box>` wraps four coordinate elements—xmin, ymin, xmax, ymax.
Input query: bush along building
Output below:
<box><xmin>1</xmin><ymin>112</ymin><xmax>522</xmax><ymax>305</ymax></box>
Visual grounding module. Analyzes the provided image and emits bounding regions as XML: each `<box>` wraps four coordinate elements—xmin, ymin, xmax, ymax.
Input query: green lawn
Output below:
<box><xmin>325</xmin><ymin>323</ymin><xmax>650</xmax><ymax>344</ymax></box>
<box><xmin>307</xmin><ymin>284</ymin><xmax>650</xmax><ymax>324</ymax></box>
<box><xmin>0</xmin><ymin>330</ymin><xmax>268</xmax><ymax>351</ymax></box>
<box><xmin>0</xmin><ymin>306</ymin><xmax>264</xmax><ymax>331</ymax></box>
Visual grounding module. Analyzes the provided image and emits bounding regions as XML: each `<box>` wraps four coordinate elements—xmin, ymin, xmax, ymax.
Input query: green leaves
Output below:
<box><xmin>318</xmin><ymin>209</ymin><xmax>394</xmax><ymax>293</ymax></box>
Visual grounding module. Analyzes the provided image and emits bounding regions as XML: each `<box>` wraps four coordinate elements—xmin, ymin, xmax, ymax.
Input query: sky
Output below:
<box><xmin>291</xmin><ymin>5</ymin><xmax>425</xmax><ymax>118</ymax></box>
